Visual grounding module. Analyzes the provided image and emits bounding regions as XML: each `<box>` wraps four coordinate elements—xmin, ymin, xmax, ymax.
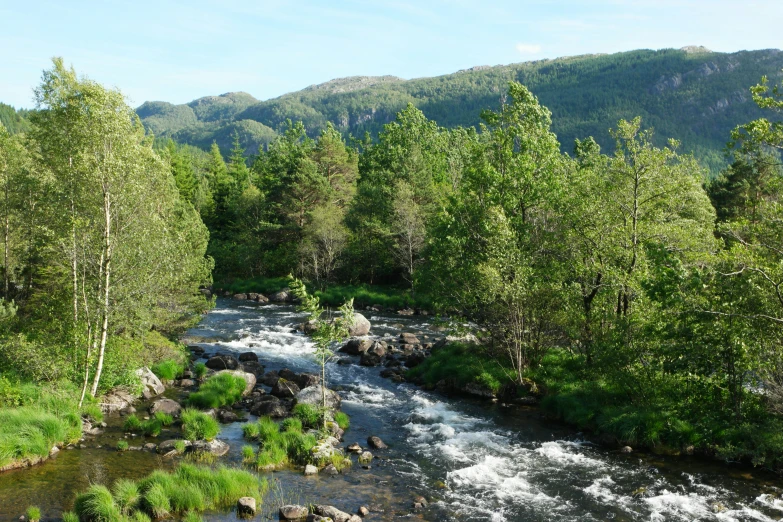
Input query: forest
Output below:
<box><xmin>3</xmin><ymin>56</ymin><xmax>783</xmax><ymax>475</ymax></box>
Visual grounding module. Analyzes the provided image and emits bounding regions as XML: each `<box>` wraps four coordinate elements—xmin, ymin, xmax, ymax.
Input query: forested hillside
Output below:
<box><xmin>138</xmin><ymin>47</ymin><xmax>783</xmax><ymax>172</ymax></box>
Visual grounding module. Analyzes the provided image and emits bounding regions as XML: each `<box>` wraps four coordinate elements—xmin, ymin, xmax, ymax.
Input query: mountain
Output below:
<box><xmin>143</xmin><ymin>48</ymin><xmax>783</xmax><ymax>170</ymax></box>
<box><xmin>0</xmin><ymin>103</ymin><xmax>31</xmax><ymax>134</ymax></box>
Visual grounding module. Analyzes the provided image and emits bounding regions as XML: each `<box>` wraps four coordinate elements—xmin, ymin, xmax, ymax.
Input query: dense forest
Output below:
<box><xmin>136</xmin><ymin>47</ymin><xmax>783</xmax><ymax>173</ymax></box>
<box><xmin>3</xmin><ymin>53</ymin><xmax>783</xmax><ymax>475</ymax></box>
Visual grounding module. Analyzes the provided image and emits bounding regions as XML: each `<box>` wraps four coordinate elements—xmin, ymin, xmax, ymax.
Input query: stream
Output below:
<box><xmin>2</xmin><ymin>298</ymin><xmax>783</xmax><ymax>521</ymax></box>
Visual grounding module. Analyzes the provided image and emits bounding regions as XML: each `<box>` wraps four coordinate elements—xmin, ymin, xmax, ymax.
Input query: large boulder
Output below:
<box><xmin>241</xmin><ymin>361</ymin><xmax>266</xmax><ymax>377</ymax></box>
<box><xmin>237</xmin><ymin>497</ymin><xmax>257</xmax><ymax>517</ymax></box>
<box><xmin>339</xmin><ymin>339</ymin><xmax>373</xmax><ymax>355</ymax></box>
<box><xmin>100</xmin><ymin>388</ymin><xmax>136</xmax><ymax>413</ymax></box>
<box><xmin>399</xmin><ymin>333</ymin><xmax>420</xmax><ymax>345</ymax></box>
<box><xmin>367</xmin><ymin>436</ymin><xmax>388</xmax><ymax>449</ymax></box>
<box><xmin>205</xmin><ymin>354</ymin><xmax>240</xmax><ymax>370</ymax></box>
<box><xmin>295</xmin><ymin>373</ymin><xmax>320</xmax><ymax>389</ymax></box>
<box><xmin>191</xmin><ymin>439</ymin><xmax>229</xmax><ymax>456</ymax></box>
<box><xmin>271</xmin><ymin>379</ymin><xmax>301</xmax><ymax>398</ymax></box>
<box><xmin>295</xmin><ymin>385</ymin><xmax>341</xmax><ymax>411</ymax></box>
<box><xmin>250</xmin><ymin>396</ymin><xmax>288</xmax><ymax>417</ymax></box>
<box><xmin>314</xmin><ymin>505</ymin><xmax>353</xmax><ymax>522</ymax></box>
<box><xmin>233</xmin><ymin>293</ymin><xmax>248</xmax><ymax>300</ymax></box>
<box><xmin>215</xmin><ymin>370</ymin><xmax>256</xmax><ymax>396</ymax></box>
<box><xmin>280</xmin><ymin>505</ymin><xmax>309</xmax><ymax>520</ymax></box>
<box><xmin>269</xmin><ymin>288</ymin><xmax>292</xmax><ymax>302</ymax></box>
<box><xmin>347</xmin><ymin>313</ymin><xmax>371</xmax><ymax>336</ymax></box>
<box><xmin>238</xmin><ymin>352</ymin><xmax>258</xmax><ymax>362</ymax></box>
<box><xmin>149</xmin><ymin>398</ymin><xmax>182</xmax><ymax>418</ymax></box>
<box><xmin>136</xmin><ymin>367</ymin><xmax>165</xmax><ymax>399</ymax></box>
<box><xmin>260</xmin><ymin>370</ymin><xmax>280</xmax><ymax>387</ymax></box>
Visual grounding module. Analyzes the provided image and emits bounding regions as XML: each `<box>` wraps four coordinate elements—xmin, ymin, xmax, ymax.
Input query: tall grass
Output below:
<box><xmin>187</xmin><ymin>373</ymin><xmax>247</xmax><ymax>409</ymax></box>
<box><xmin>181</xmin><ymin>409</ymin><xmax>220</xmax><ymax>441</ymax></box>
<box><xmin>241</xmin><ymin>416</ymin><xmax>318</xmax><ymax>469</ymax></box>
<box><xmin>150</xmin><ymin>359</ymin><xmax>184</xmax><ymax>381</ymax></box>
<box><xmin>73</xmin><ymin>464</ymin><xmax>267</xmax><ymax>520</ymax></box>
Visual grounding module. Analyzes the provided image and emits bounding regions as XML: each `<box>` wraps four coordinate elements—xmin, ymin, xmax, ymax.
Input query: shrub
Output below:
<box><xmin>181</xmin><ymin>409</ymin><xmax>220</xmax><ymax>441</ymax></box>
<box><xmin>187</xmin><ymin>373</ymin><xmax>246</xmax><ymax>409</ymax></box>
<box><xmin>280</xmin><ymin>431</ymin><xmax>317</xmax><ymax>465</ymax></box>
<box><xmin>406</xmin><ymin>342</ymin><xmax>511</xmax><ymax>395</ymax></box>
<box><xmin>333</xmin><ymin>412</ymin><xmax>350</xmax><ymax>430</ymax></box>
<box><xmin>117</xmin><ymin>440</ymin><xmax>129</xmax><ymax>452</ymax></box>
<box><xmin>123</xmin><ymin>414</ymin><xmax>142</xmax><ymax>431</ymax></box>
<box><xmin>193</xmin><ymin>363</ymin><xmax>207</xmax><ymax>379</ymax></box>
<box><xmin>74</xmin><ymin>484</ymin><xmax>121</xmax><ymax>522</ymax></box>
<box><xmin>25</xmin><ymin>507</ymin><xmax>40</xmax><ymax>522</ymax></box>
<box><xmin>151</xmin><ymin>359</ymin><xmax>184</xmax><ymax>381</ymax></box>
<box><xmin>292</xmin><ymin>403</ymin><xmax>321</xmax><ymax>428</ymax></box>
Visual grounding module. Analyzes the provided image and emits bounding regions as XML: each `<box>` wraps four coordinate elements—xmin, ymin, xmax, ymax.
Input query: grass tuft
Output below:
<box><xmin>74</xmin><ymin>484</ymin><xmax>121</xmax><ymax>522</ymax></box>
<box><xmin>181</xmin><ymin>409</ymin><xmax>220</xmax><ymax>441</ymax></box>
<box><xmin>151</xmin><ymin>359</ymin><xmax>184</xmax><ymax>381</ymax></box>
<box><xmin>25</xmin><ymin>507</ymin><xmax>41</xmax><ymax>522</ymax></box>
<box><xmin>187</xmin><ymin>373</ymin><xmax>247</xmax><ymax>410</ymax></box>
<box><xmin>291</xmin><ymin>403</ymin><xmax>321</xmax><ymax>428</ymax></box>
<box><xmin>333</xmin><ymin>412</ymin><xmax>350</xmax><ymax>430</ymax></box>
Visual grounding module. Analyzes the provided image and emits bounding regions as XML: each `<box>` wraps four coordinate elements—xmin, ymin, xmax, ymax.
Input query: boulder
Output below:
<box><xmin>136</xmin><ymin>367</ymin><xmax>165</xmax><ymax>400</ymax></box>
<box><xmin>250</xmin><ymin>397</ymin><xmax>288</xmax><ymax>417</ymax></box>
<box><xmin>397</xmin><ymin>308</ymin><xmax>415</xmax><ymax>316</ymax></box>
<box><xmin>359</xmin><ymin>352</ymin><xmax>382</xmax><ymax>367</ymax></box>
<box><xmin>339</xmin><ymin>339</ymin><xmax>373</xmax><ymax>355</ymax></box>
<box><xmin>217</xmin><ymin>409</ymin><xmax>239</xmax><ymax>423</ymax></box>
<box><xmin>149</xmin><ymin>398</ymin><xmax>182</xmax><ymax>418</ymax></box>
<box><xmin>358</xmin><ymin>506</ymin><xmax>369</xmax><ymax>517</ymax></box>
<box><xmin>261</xmin><ymin>370</ymin><xmax>280</xmax><ymax>387</ymax></box>
<box><xmin>280</xmin><ymin>505</ymin><xmax>309</xmax><ymax>520</ymax></box>
<box><xmin>241</xmin><ymin>361</ymin><xmax>266</xmax><ymax>377</ymax></box>
<box><xmin>404</xmin><ymin>352</ymin><xmax>427</xmax><ymax>368</ymax></box>
<box><xmin>315</xmin><ymin>506</ymin><xmax>352</xmax><ymax>522</ymax></box>
<box><xmin>233</xmin><ymin>293</ymin><xmax>248</xmax><ymax>300</ymax></box>
<box><xmin>157</xmin><ymin>439</ymin><xmax>191</xmax><ymax>454</ymax></box>
<box><xmin>294</xmin><ymin>373</ymin><xmax>320</xmax><ymax>389</ymax></box>
<box><xmin>205</xmin><ymin>355</ymin><xmax>240</xmax><ymax>371</ymax></box>
<box><xmin>367</xmin><ymin>342</ymin><xmax>386</xmax><ymax>358</ymax></box>
<box><xmin>346</xmin><ymin>443</ymin><xmax>362</xmax><ymax>453</ymax></box>
<box><xmin>191</xmin><ymin>439</ymin><xmax>229</xmax><ymax>456</ymax></box>
<box><xmin>367</xmin><ymin>436</ymin><xmax>387</xmax><ymax>449</ymax></box>
<box><xmin>279</xmin><ymin>368</ymin><xmax>299</xmax><ymax>381</ymax></box>
<box><xmin>271</xmin><ymin>379</ymin><xmax>301</xmax><ymax>398</ymax></box>
<box><xmin>237</xmin><ymin>497</ymin><xmax>256</xmax><ymax>517</ymax></box>
<box><xmin>238</xmin><ymin>352</ymin><xmax>258</xmax><ymax>362</ymax></box>
<box><xmin>269</xmin><ymin>288</ymin><xmax>291</xmax><ymax>302</ymax></box>
<box><xmin>311</xmin><ymin>439</ymin><xmax>340</xmax><ymax>462</ymax></box>
<box><xmin>255</xmin><ymin>294</ymin><xmax>270</xmax><ymax>303</ymax></box>
<box><xmin>177</xmin><ymin>378</ymin><xmax>196</xmax><ymax>387</ymax></box>
<box><xmin>100</xmin><ymin>388</ymin><xmax>137</xmax><ymax>414</ymax></box>
<box><xmin>347</xmin><ymin>313</ymin><xmax>371</xmax><ymax>336</ymax></box>
<box><xmin>399</xmin><ymin>333</ymin><xmax>420</xmax><ymax>345</ymax></box>
<box><xmin>295</xmin><ymin>385</ymin><xmax>341</xmax><ymax>411</ymax></box>
<box><xmin>358</xmin><ymin>451</ymin><xmax>373</xmax><ymax>465</ymax></box>
<box><xmin>304</xmin><ymin>464</ymin><xmax>319</xmax><ymax>476</ymax></box>
<box><xmin>215</xmin><ymin>369</ymin><xmax>256</xmax><ymax>396</ymax></box>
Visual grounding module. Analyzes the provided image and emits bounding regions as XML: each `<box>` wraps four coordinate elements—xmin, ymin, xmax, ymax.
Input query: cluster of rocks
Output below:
<box><xmin>221</xmin><ymin>287</ymin><xmax>296</xmax><ymax>304</ymax></box>
<box><xmin>338</xmin><ymin>332</ymin><xmax>434</xmax><ymax>375</ymax></box>
<box><xmin>279</xmin><ymin>504</ymin><xmax>366</xmax><ymax>522</ymax></box>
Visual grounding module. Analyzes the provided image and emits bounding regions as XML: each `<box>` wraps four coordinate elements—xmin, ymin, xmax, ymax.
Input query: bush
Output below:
<box><xmin>25</xmin><ymin>507</ymin><xmax>40</xmax><ymax>522</ymax></box>
<box><xmin>193</xmin><ymin>363</ymin><xmax>207</xmax><ymax>379</ymax></box>
<box><xmin>406</xmin><ymin>342</ymin><xmax>511</xmax><ymax>394</ymax></box>
<box><xmin>292</xmin><ymin>403</ymin><xmax>321</xmax><ymax>428</ymax></box>
<box><xmin>151</xmin><ymin>359</ymin><xmax>184</xmax><ymax>381</ymax></box>
<box><xmin>117</xmin><ymin>440</ymin><xmax>129</xmax><ymax>452</ymax></box>
<box><xmin>333</xmin><ymin>412</ymin><xmax>350</xmax><ymax>430</ymax></box>
<box><xmin>181</xmin><ymin>409</ymin><xmax>220</xmax><ymax>441</ymax></box>
<box><xmin>187</xmin><ymin>373</ymin><xmax>246</xmax><ymax>409</ymax></box>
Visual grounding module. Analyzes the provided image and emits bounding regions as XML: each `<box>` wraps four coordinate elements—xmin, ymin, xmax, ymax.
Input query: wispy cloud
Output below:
<box><xmin>516</xmin><ymin>43</ymin><xmax>542</xmax><ymax>55</ymax></box>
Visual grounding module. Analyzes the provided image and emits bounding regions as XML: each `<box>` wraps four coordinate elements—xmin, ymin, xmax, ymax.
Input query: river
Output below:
<box><xmin>1</xmin><ymin>298</ymin><xmax>782</xmax><ymax>521</ymax></box>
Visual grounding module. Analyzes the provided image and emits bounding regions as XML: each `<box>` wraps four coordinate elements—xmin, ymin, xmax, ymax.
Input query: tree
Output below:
<box><xmin>390</xmin><ymin>181</ymin><xmax>426</xmax><ymax>289</ymax></box>
<box><xmin>289</xmin><ymin>276</ymin><xmax>353</xmax><ymax>429</ymax></box>
<box><xmin>299</xmin><ymin>204</ymin><xmax>348</xmax><ymax>286</ymax></box>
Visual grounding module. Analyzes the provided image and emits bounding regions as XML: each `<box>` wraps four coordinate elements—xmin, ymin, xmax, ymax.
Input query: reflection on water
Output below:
<box><xmin>1</xmin><ymin>298</ymin><xmax>782</xmax><ymax>521</ymax></box>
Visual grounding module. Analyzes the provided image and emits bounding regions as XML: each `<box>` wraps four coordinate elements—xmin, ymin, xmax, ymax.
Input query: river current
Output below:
<box><xmin>1</xmin><ymin>298</ymin><xmax>782</xmax><ymax>521</ymax></box>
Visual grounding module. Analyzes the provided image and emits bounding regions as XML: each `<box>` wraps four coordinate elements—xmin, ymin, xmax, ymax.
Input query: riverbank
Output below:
<box><xmin>403</xmin><ymin>343</ymin><xmax>783</xmax><ymax>474</ymax></box>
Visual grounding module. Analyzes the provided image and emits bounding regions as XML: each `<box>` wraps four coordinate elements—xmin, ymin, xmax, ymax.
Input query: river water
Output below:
<box><xmin>1</xmin><ymin>298</ymin><xmax>783</xmax><ymax>521</ymax></box>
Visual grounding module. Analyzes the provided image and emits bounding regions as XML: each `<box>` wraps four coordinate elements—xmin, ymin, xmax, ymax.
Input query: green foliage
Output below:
<box><xmin>241</xmin><ymin>444</ymin><xmax>255</xmax><ymax>462</ymax></box>
<box><xmin>281</xmin><ymin>417</ymin><xmax>303</xmax><ymax>433</ymax></box>
<box><xmin>174</xmin><ymin>440</ymin><xmax>187</xmax><ymax>453</ymax></box>
<box><xmin>192</xmin><ymin>363</ymin><xmax>207</xmax><ymax>379</ymax></box>
<box><xmin>74</xmin><ymin>484</ymin><xmax>121</xmax><ymax>522</ymax></box>
<box><xmin>406</xmin><ymin>343</ymin><xmax>512</xmax><ymax>395</ymax></box>
<box><xmin>291</xmin><ymin>403</ymin><xmax>321</xmax><ymax>429</ymax></box>
<box><xmin>150</xmin><ymin>359</ymin><xmax>184</xmax><ymax>381</ymax></box>
<box><xmin>112</xmin><ymin>479</ymin><xmax>140</xmax><ymax>514</ymax></box>
<box><xmin>187</xmin><ymin>373</ymin><xmax>246</xmax><ymax>409</ymax></box>
<box><xmin>333</xmin><ymin>412</ymin><xmax>350</xmax><ymax>430</ymax></box>
<box><xmin>116</xmin><ymin>440</ymin><xmax>129</xmax><ymax>452</ymax></box>
<box><xmin>62</xmin><ymin>512</ymin><xmax>79</xmax><ymax>522</ymax></box>
<box><xmin>25</xmin><ymin>506</ymin><xmax>41</xmax><ymax>522</ymax></box>
<box><xmin>181</xmin><ymin>409</ymin><xmax>220</xmax><ymax>441</ymax></box>
<box><xmin>123</xmin><ymin>414</ymin><xmax>142</xmax><ymax>432</ymax></box>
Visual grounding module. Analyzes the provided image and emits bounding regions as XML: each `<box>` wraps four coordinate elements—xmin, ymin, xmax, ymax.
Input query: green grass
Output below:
<box><xmin>123</xmin><ymin>414</ymin><xmax>142</xmax><ymax>431</ymax></box>
<box><xmin>187</xmin><ymin>373</ymin><xmax>247</xmax><ymax>409</ymax></box>
<box><xmin>74</xmin><ymin>484</ymin><xmax>122</xmax><ymax>522</ymax></box>
<box><xmin>333</xmin><ymin>412</ymin><xmax>350</xmax><ymax>430</ymax></box>
<box><xmin>405</xmin><ymin>342</ymin><xmax>512</xmax><ymax>395</ymax></box>
<box><xmin>291</xmin><ymin>403</ymin><xmax>321</xmax><ymax>428</ymax></box>
<box><xmin>25</xmin><ymin>506</ymin><xmax>41</xmax><ymax>522</ymax></box>
<box><xmin>242</xmin><ymin>416</ymin><xmax>318</xmax><ymax>469</ymax></box>
<box><xmin>281</xmin><ymin>417</ymin><xmax>303</xmax><ymax>433</ymax></box>
<box><xmin>150</xmin><ymin>359</ymin><xmax>184</xmax><ymax>381</ymax></box>
<box><xmin>216</xmin><ymin>276</ymin><xmax>433</xmax><ymax>310</ymax></box>
<box><xmin>193</xmin><ymin>363</ymin><xmax>207</xmax><ymax>379</ymax></box>
<box><xmin>174</xmin><ymin>440</ymin><xmax>187</xmax><ymax>453</ymax></box>
<box><xmin>62</xmin><ymin>512</ymin><xmax>79</xmax><ymax>522</ymax></box>
<box><xmin>182</xmin><ymin>511</ymin><xmax>204</xmax><ymax>522</ymax></box>
<box><xmin>241</xmin><ymin>445</ymin><xmax>255</xmax><ymax>462</ymax></box>
<box><xmin>181</xmin><ymin>409</ymin><xmax>220</xmax><ymax>441</ymax></box>
<box><xmin>113</xmin><ymin>479</ymin><xmax>140</xmax><ymax>514</ymax></box>
<box><xmin>117</xmin><ymin>440</ymin><xmax>129</xmax><ymax>452</ymax></box>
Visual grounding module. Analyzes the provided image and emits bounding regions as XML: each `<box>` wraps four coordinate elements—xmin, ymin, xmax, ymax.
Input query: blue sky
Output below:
<box><xmin>1</xmin><ymin>0</ymin><xmax>781</xmax><ymax>108</ymax></box>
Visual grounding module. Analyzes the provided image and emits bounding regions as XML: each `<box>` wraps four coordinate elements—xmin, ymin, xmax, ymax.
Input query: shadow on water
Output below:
<box><xmin>2</xmin><ymin>298</ymin><xmax>783</xmax><ymax>521</ymax></box>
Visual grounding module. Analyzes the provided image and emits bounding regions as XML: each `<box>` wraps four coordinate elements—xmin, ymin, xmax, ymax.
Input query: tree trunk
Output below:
<box><xmin>90</xmin><ymin>187</ymin><xmax>112</xmax><ymax>397</ymax></box>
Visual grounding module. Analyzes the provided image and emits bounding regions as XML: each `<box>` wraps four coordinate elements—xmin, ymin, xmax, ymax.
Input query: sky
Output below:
<box><xmin>1</xmin><ymin>0</ymin><xmax>781</xmax><ymax>109</ymax></box>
